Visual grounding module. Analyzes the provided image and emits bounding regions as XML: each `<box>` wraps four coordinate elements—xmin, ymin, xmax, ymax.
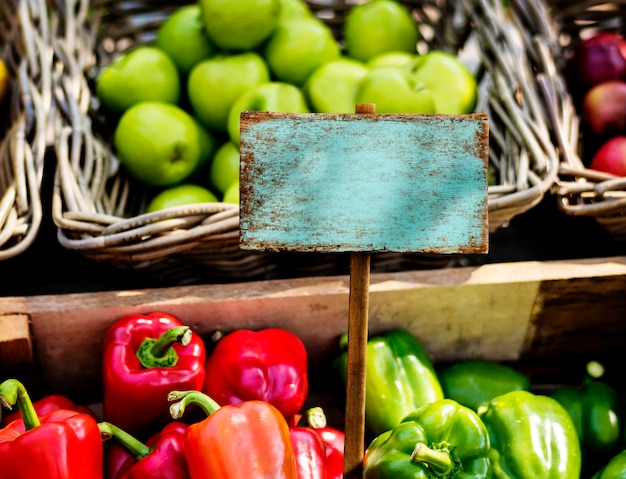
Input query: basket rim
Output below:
<box><xmin>50</xmin><ymin>0</ymin><xmax>562</xmax><ymax>273</ymax></box>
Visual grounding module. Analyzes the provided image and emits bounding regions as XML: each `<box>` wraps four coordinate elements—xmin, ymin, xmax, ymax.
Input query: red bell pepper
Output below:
<box><xmin>169</xmin><ymin>389</ymin><xmax>298</xmax><ymax>479</ymax></box>
<box><xmin>290</xmin><ymin>414</ymin><xmax>328</xmax><ymax>479</ymax></box>
<box><xmin>2</xmin><ymin>393</ymin><xmax>99</xmax><ymax>426</ymax></box>
<box><xmin>202</xmin><ymin>328</ymin><xmax>308</xmax><ymax>422</ymax></box>
<box><xmin>0</xmin><ymin>378</ymin><xmax>103</xmax><ymax>478</ymax></box>
<box><xmin>102</xmin><ymin>312</ymin><xmax>206</xmax><ymax>438</ymax></box>
<box><xmin>101</xmin><ymin>420</ymin><xmax>189</xmax><ymax>479</ymax></box>
<box><xmin>316</xmin><ymin>427</ymin><xmax>344</xmax><ymax>479</ymax></box>
<box><xmin>292</xmin><ymin>407</ymin><xmax>345</xmax><ymax>479</ymax></box>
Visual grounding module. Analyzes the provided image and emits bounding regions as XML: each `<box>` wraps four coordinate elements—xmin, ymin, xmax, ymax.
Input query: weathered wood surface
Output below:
<box><xmin>0</xmin><ymin>314</ymin><xmax>33</xmax><ymax>374</ymax></box>
<box><xmin>0</xmin><ymin>256</ymin><xmax>625</xmax><ymax>395</ymax></box>
<box><xmin>239</xmin><ymin>111</ymin><xmax>489</xmax><ymax>254</ymax></box>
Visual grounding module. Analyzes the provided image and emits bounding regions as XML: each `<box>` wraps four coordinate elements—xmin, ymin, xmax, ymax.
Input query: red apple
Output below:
<box><xmin>589</xmin><ymin>135</ymin><xmax>626</xmax><ymax>176</ymax></box>
<box><xmin>582</xmin><ymin>80</ymin><xmax>626</xmax><ymax>137</ymax></box>
<box><xmin>566</xmin><ymin>31</ymin><xmax>626</xmax><ymax>99</ymax></box>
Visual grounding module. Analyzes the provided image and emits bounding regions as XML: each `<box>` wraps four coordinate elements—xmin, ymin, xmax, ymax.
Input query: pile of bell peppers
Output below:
<box><xmin>1</xmin><ymin>313</ymin><xmax>625</xmax><ymax>479</ymax></box>
<box><xmin>0</xmin><ymin>312</ymin><xmax>345</xmax><ymax>478</ymax></box>
<box><xmin>335</xmin><ymin>329</ymin><xmax>624</xmax><ymax>479</ymax></box>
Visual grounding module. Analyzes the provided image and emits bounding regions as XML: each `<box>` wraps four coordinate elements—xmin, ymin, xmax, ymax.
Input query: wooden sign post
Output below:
<box><xmin>239</xmin><ymin>105</ymin><xmax>489</xmax><ymax>478</ymax></box>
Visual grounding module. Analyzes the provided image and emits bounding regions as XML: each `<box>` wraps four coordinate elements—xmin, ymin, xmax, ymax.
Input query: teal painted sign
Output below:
<box><xmin>239</xmin><ymin>110</ymin><xmax>489</xmax><ymax>254</ymax></box>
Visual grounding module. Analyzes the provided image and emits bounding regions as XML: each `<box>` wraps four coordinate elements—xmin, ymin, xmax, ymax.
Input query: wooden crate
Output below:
<box><xmin>1</xmin><ymin>255</ymin><xmax>625</xmax><ymax>405</ymax></box>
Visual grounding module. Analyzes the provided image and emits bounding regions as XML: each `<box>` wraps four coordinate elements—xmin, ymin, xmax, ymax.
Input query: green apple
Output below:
<box><xmin>277</xmin><ymin>0</ymin><xmax>313</xmax><ymax>22</ymax></box>
<box><xmin>227</xmin><ymin>81</ymin><xmax>310</xmax><ymax>144</ymax></box>
<box><xmin>344</xmin><ymin>0</ymin><xmax>419</xmax><ymax>62</ymax></box>
<box><xmin>263</xmin><ymin>17</ymin><xmax>341</xmax><ymax>86</ymax></box>
<box><xmin>304</xmin><ymin>57</ymin><xmax>369</xmax><ymax>113</ymax></box>
<box><xmin>155</xmin><ymin>5</ymin><xmax>215</xmax><ymax>75</ymax></box>
<box><xmin>114</xmin><ymin>102</ymin><xmax>215</xmax><ymax>187</ymax></box>
<box><xmin>355</xmin><ymin>66</ymin><xmax>435</xmax><ymax>114</ymax></box>
<box><xmin>146</xmin><ymin>183</ymin><xmax>219</xmax><ymax>212</ymax></box>
<box><xmin>367</xmin><ymin>51</ymin><xmax>416</xmax><ymax>70</ymax></box>
<box><xmin>199</xmin><ymin>0</ymin><xmax>280</xmax><ymax>51</ymax></box>
<box><xmin>210</xmin><ymin>141</ymin><xmax>240</xmax><ymax>195</ymax></box>
<box><xmin>222</xmin><ymin>180</ymin><xmax>240</xmax><ymax>204</ymax></box>
<box><xmin>96</xmin><ymin>46</ymin><xmax>180</xmax><ymax>114</ymax></box>
<box><xmin>410</xmin><ymin>50</ymin><xmax>478</xmax><ymax>114</ymax></box>
<box><xmin>187</xmin><ymin>52</ymin><xmax>270</xmax><ymax>132</ymax></box>
<box><xmin>189</xmin><ymin>128</ymin><xmax>219</xmax><ymax>179</ymax></box>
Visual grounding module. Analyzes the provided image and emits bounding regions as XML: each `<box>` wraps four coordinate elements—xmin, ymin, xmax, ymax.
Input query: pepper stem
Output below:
<box><xmin>98</xmin><ymin>421</ymin><xmax>152</xmax><ymax>461</ymax></box>
<box><xmin>411</xmin><ymin>442</ymin><xmax>453</xmax><ymax>477</ymax></box>
<box><xmin>136</xmin><ymin>326</ymin><xmax>191</xmax><ymax>368</ymax></box>
<box><xmin>168</xmin><ymin>390</ymin><xmax>221</xmax><ymax>420</ymax></box>
<box><xmin>0</xmin><ymin>379</ymin><xmax>40</xmax><ymax>431</ymax></box>
<box><xmin>297</xmin><ymin>407</ymin><xmax>328</xmax><ymax>429</ymax></box>
<box><xmin>586</xmin><ymin>360</ymin><xmax>605</xmax><ymax>380</ymax></box>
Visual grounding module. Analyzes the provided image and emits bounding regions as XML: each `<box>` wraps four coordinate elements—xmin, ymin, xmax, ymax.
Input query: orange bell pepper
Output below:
<box><xmin>169</xmin><ymin>390</ymin><xmax>297</xmax><ymax>479</ymax></box>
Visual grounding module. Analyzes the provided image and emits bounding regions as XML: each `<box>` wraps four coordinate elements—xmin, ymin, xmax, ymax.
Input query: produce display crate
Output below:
<box><xmin>521</xmin><ymin>0</ymin><xmax>626</xmax><ymax>242</ymax></box>
<box><xmin>0</xmin><ymin>0</ymin><xmax>52</xmax><ymax>260</ymax></box>
<box><xmin>48</xmin><ymin>0</ymin><xmax>559</xmax><ymax>284</ymax></box>
<box><xmin>1</xmin><ymin>254</ymin><xmax>625</xmax><ymax>412</ymax></box>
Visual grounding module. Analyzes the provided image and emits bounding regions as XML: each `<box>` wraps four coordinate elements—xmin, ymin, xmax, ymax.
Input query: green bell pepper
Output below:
<box><xmin>362</xmin><ymin>399</ymin><xmax>491</xmax><ymax>479</ymax></box>
<box><xmin>478</xmin><ymin>390</ymin><xmax>581</xmax><ymax>479</ymax></box>
<box><xmin>438</xmin><ymin>360</ymin><xmax>531</xmax><ymax>411</ymax></box>
<box><xmin>333</xmin><ymin>329</ymin><xmax>444</xmax><ymax>437</ymax></box>
<box><xmin>550</xmin><ymin>361</ymin><xmax>622</xmax><ymax>463</ymax></box>
<box><xmin>591</xmin><ymin>449</ymin><xmax>626</xmax><ymax>479</ymax></box>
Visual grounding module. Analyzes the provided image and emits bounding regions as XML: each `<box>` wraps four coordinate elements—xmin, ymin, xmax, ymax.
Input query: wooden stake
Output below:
<box><xmin>343</xmin><ymin>252</ymin><xmax>371</xmax><ymax>478</ymax></box>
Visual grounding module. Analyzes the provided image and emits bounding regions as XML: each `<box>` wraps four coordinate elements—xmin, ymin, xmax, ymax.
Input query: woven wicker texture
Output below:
<box><xmin>49</xmin><ymin>0</ymin><xmax>560</xmax><ymax>283</ymax></box>
<box><xmin>0</xmin><ymin>0</ymin><xmax>52</xmax><ymax>260</ymax></box>
<box><xmin>532</xmin><ymin>0</ymin><xmax>626</xmax><ymax>242</ymax></box>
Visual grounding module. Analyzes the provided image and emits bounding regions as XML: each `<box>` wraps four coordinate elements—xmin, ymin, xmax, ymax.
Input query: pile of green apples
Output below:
<box><xmin>96</xmin><ymin>0</ymin><xmax>479</xmax><ymax>212</ymax></box>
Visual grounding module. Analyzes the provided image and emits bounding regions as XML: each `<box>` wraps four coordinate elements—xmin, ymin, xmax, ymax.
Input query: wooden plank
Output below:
<box><xmin>0</xmin><ymin>314</ymin><xmax>33</xmax><ymax>371</ymax></box>
<box><xmin>524</xmin><ymin>274</ymin><xmax>626</xmax><ymax>358</ymax></box>
<box><xmin>0</xmin><ymin>257</ymin><xmax>625</xmax><ymax>396</ymax></box>
<box><xmin>372</xmin><ymin>278</ymin><xmax>537</xmax><ymax>360</ymax></box>
<box><xmin>239</xmin><ymin>111</ymin><xmax>489</xmax><ymax>254</ymax></box>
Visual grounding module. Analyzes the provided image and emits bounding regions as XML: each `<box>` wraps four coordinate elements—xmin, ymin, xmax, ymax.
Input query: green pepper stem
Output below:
<box><xmin>136</xmin><ymin>326</ymin><xmax>191</xmax><ymax>368</ymax></box>
<box><xmin>297</xmin><ymin>407</ymin><xmax>328</xmax><ymax>429</ymax></box>
<box><xmin>168</xmin><ymin>390</ymin><xmax>221</xmax><ymax>420</ymax></box>
<box><xmin>411</xmin><ymin>443</ymin><xmax>453</xmax><ymax>477</ymax></box>
<box><xmin>98</xmin><ymin>421</ymin><xmax>152</xmax><ymax>461</ymax></box>
<box><xmin>0</xmin><ymin>379</ymin><xmax>40</xmax><ymax>431</ymax></box>
<box><xmin>586</xmin><ymin>360</ymin><xmax>605</xmax><ymax>380</ymax></box>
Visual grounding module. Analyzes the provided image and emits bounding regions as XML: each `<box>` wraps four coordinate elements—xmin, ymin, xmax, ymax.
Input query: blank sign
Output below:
<box><xmin>239</xmin><ymin>111</ymin><xmax>489</xmax><ymax>254</ymax></box>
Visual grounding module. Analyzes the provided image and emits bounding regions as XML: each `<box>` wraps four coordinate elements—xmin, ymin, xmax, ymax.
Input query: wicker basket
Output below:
<box><xmin>0</xmin><ymin>0</ymin><xmax>52</xmax><ymax>260</ymax></box>
<box><xmin>526</xmin><ymin>0</ymin><xmax>626</xmax><ymax>243</ymax></box>
<box><xmin>49</xmin><ymin>0</ymin><xmax>560</xmax><ymax>283</ymax></box>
